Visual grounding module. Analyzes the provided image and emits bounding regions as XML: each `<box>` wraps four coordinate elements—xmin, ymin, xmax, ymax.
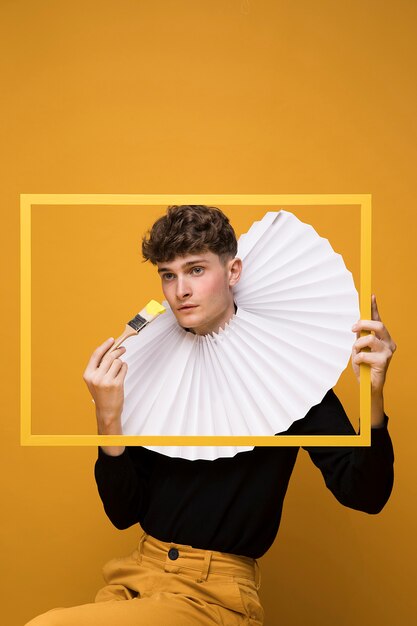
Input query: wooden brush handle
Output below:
<box><xmin>103</xmin><ymin>324</ymin><xmax>138</xmax><ymax>357</ymax></box>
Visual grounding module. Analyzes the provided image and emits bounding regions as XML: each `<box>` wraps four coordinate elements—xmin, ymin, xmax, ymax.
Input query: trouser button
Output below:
<box><xmin>168</xmin><ymin>548</ymin><xmax>179</xmax><ymax>560</ymax></box>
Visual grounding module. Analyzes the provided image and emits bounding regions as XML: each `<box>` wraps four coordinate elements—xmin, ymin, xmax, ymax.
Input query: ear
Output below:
<box><xmin>228</xmin><ymin>257</ymin><xmax>242</xmax><ymax>287</ymax></box>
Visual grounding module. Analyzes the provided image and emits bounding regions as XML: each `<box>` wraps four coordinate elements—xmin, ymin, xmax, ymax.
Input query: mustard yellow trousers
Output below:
<box><xmin>25</xmin><ymin>530</ymin><xmax>264</xmax><ymax>625</ymax></box>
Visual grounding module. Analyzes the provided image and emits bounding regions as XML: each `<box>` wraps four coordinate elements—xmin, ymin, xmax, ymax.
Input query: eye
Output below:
<box><xmin>191</xmin><ymin>267</ymin><xmax>204</xmax><ymax>275</ymax></box>
<box><xmin>162</xmin><ymin>272</ymin><xmax>175</xmax><ymax>281</ymax></box>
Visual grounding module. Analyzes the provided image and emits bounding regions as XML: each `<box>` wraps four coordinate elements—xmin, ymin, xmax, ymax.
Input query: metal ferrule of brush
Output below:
<box><xmin>128</xmin><ymin>313</ymin><xmax>149</xmax><ymax>333</ymax></box>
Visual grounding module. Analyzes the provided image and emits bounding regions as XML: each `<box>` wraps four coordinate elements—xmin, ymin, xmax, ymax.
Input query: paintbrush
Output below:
<box><xmin>103</xmin><ymin>299</ymin><xmax>166</xmax><ymax>356</ymax></box>
<box><xmin>90</xmin><ymin>300</ymin><xmax>166</xmax><ymax>404</ymax></box>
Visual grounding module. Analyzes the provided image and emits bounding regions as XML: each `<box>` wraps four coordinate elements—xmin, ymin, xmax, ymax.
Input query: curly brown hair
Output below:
<box><xmin>142</xmin><ymin>205</ymin><xmax>238</xmax><ymax>264</ymax></box>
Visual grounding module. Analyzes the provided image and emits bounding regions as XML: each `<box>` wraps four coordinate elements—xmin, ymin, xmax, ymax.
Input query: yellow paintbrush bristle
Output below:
<box><xmin>143</xmin><ymin>299</ymin><xmax>166</xmax><ymax>318</ymax></box>
<box><xmin>127</xmin><ymin>300</ymin><xmax>166</xmax><ymax>332</ymax></box>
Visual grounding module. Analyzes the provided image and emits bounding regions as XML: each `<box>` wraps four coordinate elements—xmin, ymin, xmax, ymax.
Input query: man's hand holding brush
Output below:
<box><xmin>83</xmin><ymin>300</ymin><xmax>166</xmax><ymax>457</ymax></box>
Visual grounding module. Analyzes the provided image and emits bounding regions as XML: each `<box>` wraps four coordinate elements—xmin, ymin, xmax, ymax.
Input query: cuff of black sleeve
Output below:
<box><xmin>97</xmin><ymin>446</ymin><xmax>130</xmax><ymax>463</ymax></box>
<box><xmin>358</xmin><ymin>413</ymin><xmax>389</xmax><ymax>436</ymax></box>
<box><xmin>370</xmin><ymin>413</ymin><xmax>390</xmax><ymax>439</ymax></box>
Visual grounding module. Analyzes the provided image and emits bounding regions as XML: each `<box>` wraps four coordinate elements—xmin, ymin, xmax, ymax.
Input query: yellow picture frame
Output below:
<box><xmin>20</xmin><ymin>193</ymin><xmax>371</xmax><ymax>447</ymax></box>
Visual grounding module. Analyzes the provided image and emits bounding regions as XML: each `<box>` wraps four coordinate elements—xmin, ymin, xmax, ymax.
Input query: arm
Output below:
<box><xmin>286</xmin><ymin>389</ymin><xmax>395</xmax><ymax>514</ymax></box>
<box><xmin>83</xmin><ymin>337</ymin><xmax>148</xmax><ymax>528</ymax></box>
<box><xmin>282</xmin><ymin>294</ymin><xmax>396</xmax><ymax>514</ymax></box>
<box><xmin>94</xmin><ymin>446</ymin><xmax>149</xmax><ymax>530</ymax></box>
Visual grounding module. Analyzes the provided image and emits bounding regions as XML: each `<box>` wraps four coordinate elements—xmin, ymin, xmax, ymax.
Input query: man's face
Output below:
<box><xmin>157</xmin><ymin>251</ymin><xmax>242</xmax><ymax>335</ymax></box>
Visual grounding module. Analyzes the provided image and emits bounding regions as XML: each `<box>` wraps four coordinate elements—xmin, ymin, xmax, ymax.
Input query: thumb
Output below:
<box><xmin>371</xmin><ymin>294</ymin><xmax>381</xmax><ymax>321</ymax></box>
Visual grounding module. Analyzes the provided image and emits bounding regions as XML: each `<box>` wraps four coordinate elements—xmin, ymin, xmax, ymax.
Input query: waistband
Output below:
<box><xmin>136</xmin><ymin>530</ymin><xmax>261</xmax><ymax>589</ymax></box>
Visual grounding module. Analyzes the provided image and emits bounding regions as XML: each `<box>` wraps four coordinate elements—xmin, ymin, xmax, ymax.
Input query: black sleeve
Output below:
<box><xmin>94</xmin><ymin>446</ymin><xmax>149</xmax><ymax>530</ymax></box>
<box><xmin>282</xmin><ymin>389</ymin><xmax>395</xmax><ymax>514</ymax></box>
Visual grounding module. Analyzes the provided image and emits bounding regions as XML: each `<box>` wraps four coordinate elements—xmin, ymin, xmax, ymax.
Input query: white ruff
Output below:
<box><xmin>120</xmin><ymin>210</ymin><xmax>360</xmax><ymax>461</ymax></box>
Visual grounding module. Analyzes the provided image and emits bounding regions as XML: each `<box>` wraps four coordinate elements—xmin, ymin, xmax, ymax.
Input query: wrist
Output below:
<box><xmin>371</xmin><ymin>390</ymin><xmax>385</xmax><ymax>428</ymax></box>
<box><xmin>96</xmin><ymin>414</ymin><xmax>123</xmax><ymax>435</ymax></box>
<box><xmin>97</xmin><ymin>419</ymin><xmax>125</xmax><ymax>456</ymax></box>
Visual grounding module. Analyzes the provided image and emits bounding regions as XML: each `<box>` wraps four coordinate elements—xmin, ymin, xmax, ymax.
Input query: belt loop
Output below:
<box><xmin>196</xmin><ymin>550</ymin><xmax>212</xmax><ymax>583</ymax></box>
<box><xmin>254</xmin><ymin>559</ymin><xmax>261</xmax><ymax>590</ymax></box>
<box><xmin>137</xmin><ymin>530</ymin><xmax>148</xmax><ymax>564</ymax></box>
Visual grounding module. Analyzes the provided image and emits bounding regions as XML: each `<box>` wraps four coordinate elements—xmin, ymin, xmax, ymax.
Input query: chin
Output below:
<box><xmin>179</xmin><ymin>317</ymin><xmax>209</xmax><ymax>335</ymax></box>
<box><xmin>175</xmin><ymin>313</ymin><xmax>202</xmax><ymax>329</ymax></box>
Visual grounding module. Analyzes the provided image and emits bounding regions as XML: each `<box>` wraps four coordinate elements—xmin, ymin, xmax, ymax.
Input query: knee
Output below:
<box><xmin>24</xmin><ymin>607</ymin><xmax>68</xmax><ymax>626</ymax></box>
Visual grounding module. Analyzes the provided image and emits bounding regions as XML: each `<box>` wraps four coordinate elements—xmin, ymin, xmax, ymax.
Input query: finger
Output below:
<box><xmin>85</xmin><ymin>337</ymin><xmax>115</xmax><ymax>375</ymax></box>
<box><xmin>353</xmin><ymin>334</ymin><xmax>384</xmax><ymax>352</ymax></box>
<box><xmin>352</xmin><ymin>319</ymin><xmax>388</xmax><ymax>339</ymax></box>
<box><xmin>105</xmin><ymin>357</ymin><xmax>125</xmax><ymax>378</ymax></box>
<box><xmin>114</xmin><ymin>360</ymin><xmax>128</xmax><ymax>382</ymax></box>
<box><xmin>353</xmin><ymin>351</ymin><xmax>387</xmax><ymax>367</ymax></box>
<box><xmin>371</xmin><ymin>293</ymin><xmax>382</xmax><ymax>321</ymax></box>
<box><xmin>99</xmin><ymin>347</ymin><xmax>126</xmax><ymax>374</ymax></box>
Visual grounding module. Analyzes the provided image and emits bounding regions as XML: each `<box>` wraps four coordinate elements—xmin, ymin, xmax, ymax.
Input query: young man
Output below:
<box><xmin>27</xmin><ymin>205</ymin><xmax>395</xmax><ymax>626</ymax></box>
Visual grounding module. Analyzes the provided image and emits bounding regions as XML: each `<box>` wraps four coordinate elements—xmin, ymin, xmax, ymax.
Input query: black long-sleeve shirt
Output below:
<box><xmin>94</xmin><ymin>389</ymin><xmax>394</xmax><ymax>559</ymax></box>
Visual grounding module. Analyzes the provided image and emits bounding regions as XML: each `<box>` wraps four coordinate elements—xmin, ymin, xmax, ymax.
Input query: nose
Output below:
<box><xmin>176</xmin><ymin>275</ymin><xmax>192</xmax><ymax>300</ymax></box>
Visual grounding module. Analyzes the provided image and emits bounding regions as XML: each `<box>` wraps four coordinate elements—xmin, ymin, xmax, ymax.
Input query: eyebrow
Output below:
<box><xmin>157</xmin><ymin>259</ymin><xmax>209</xmax><ymax>274</ymax></box>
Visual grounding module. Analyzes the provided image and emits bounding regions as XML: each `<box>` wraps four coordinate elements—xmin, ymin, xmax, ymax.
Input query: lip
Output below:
<box><xmin>178</xmin><ymin>305</ymin><xmax>198</xmax><ymax>310</ymax></box>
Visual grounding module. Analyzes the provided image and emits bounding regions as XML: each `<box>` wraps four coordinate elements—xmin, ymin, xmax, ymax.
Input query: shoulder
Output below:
<box><xmin>276</xmin><ymin>389</ymin><xmax>355</xmax><ymax>436</ymax></box>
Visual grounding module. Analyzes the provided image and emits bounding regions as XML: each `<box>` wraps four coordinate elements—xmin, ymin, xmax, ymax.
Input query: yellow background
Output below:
<box><xmin>1</xmin><ymin>1</ymin><xmax>415</xmax><ymax>624</ymax></box>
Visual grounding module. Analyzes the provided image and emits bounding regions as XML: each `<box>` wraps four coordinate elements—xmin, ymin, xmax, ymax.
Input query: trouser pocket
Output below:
<box><xmin>233</xmin><ymin>577</ymin><xmax>264</xmax><ymax>625</ymax></box>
